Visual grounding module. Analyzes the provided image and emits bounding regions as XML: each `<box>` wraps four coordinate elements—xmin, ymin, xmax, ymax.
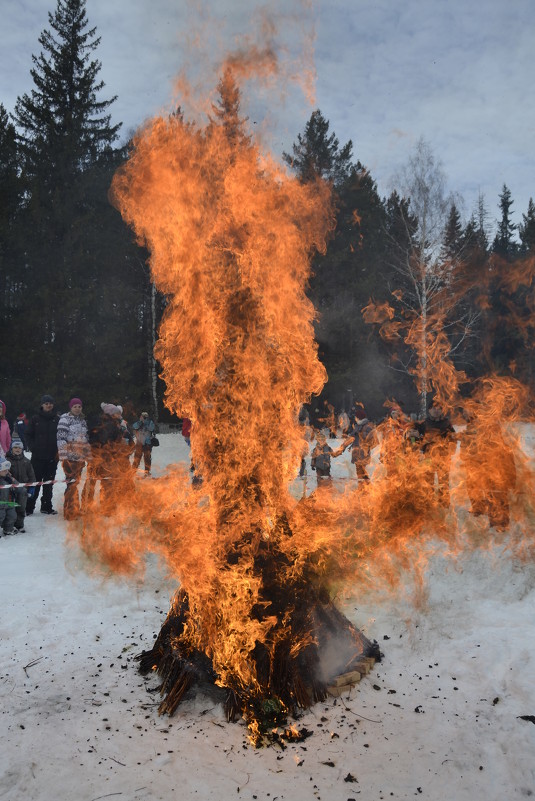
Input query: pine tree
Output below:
<box><xmin>12</xmin><ymin>0</ymin><xmax>120</xmax><ymax>188</ymax></box>
<box><xmin>0</xmin><ymin>105</ymin><xmax>20</xmax><ymax>230</ymax></box>
<box><xmin>5</xmin><ymin>0</ymin><xmax>154</xmax><ymax>412</ymax></box>
<box><xmin>0</xmin><ymin>104</ymin><xmax>22</xmax><ymax>349</ymax></box>
<box><xmin>519</xmin><ymin>198</ymin><xmax>535</xmax><ymax>253</ymax></box>
<box><xmin>210</xmin><ymin>67</ymin><xmax>251</xmax><ymax>149</ymax></box>
<box><xmin>282</xmin><ymin>109</ymin><xmax>353</xmax><ymax>187</ymax></box>
<box><xmin>492</xmin><ymin>184</ymin><xmax>517</xmax><ymax>257</ymax></box>
<box><xmin>441</xmin><ymin>203</ymin><xmax>463</xmax><ymax>261</ymax></box>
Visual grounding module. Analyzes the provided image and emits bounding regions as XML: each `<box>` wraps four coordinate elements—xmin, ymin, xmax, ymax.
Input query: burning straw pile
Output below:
<box><xmin>75</xmin><ymin>65</ymin><xmax>534</xmax><ymax>745</ymax></box>
<box><xmin>104</xmin><ymin>68</ymin><xmax>379</xmax><ymax>743</ymax></box>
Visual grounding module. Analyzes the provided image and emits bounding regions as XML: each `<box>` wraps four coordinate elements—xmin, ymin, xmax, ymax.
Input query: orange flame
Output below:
<box><xmin>72</xmin><ymin>57</ymin><xmax>535</xmax><ymax>743</ymax></box>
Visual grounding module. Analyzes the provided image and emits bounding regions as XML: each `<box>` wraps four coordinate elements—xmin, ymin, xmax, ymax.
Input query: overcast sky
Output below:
<box><xmin>2</xmin><ymin>0</ymin><xmax>534</xmax><ymax>236</ymax></box>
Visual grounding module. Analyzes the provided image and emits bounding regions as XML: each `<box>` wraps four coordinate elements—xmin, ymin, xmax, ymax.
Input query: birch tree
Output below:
<box><xmin>367</xmin><ymin>139</ymin><xmax>479</xmax><ymax>415</ymax></box>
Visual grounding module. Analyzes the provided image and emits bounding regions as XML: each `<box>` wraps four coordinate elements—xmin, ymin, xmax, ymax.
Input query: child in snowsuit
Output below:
<box><xmin>0</xmin><ymin>458</ymin><xmax>17</xmax><ymax>536</ymax></box>
<box><xmin>310</xmin><ymin>431</ymin><xmax>351</xmax><ymax>485</ymax></box>
<box><xmin>7</xmin><ymin>437</ymin><xmax>36</xmax><ymax>532</ymax></box>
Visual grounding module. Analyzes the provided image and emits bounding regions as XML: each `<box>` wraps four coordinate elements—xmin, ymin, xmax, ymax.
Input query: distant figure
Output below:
<box><xmin>85</xmin><ymin>403</ymin><xmax>133</xmax><ymax>513</ymax></box>
<box><xmin>132</xmin><ymin>411</ymin><xmax>156</xmax><ymax>477</ymax></box>
<box><xmin>0</xmin><ymin>400</ymin><xmax>11</xmax><ymax>456</ymax></box>
<box><xmin>25</xmin><ymin>395</ymin><xmax>59</xmax><ymax>515</ymax></box>
<box><xmin>57</xmin><ymin>398</ymin><xmax>91</xmax><ymax>520</ymax></box>
<box><xmin>181</xmin><ymin>417</ymin><xmax>192</xmax><ymax>447</ymax></box>
<box><xmin>14</xmin><ymin>412</ymin><xmax>29</xmax><ymax>450</ymax></box>
<box><xmin>298</xmin><ymin>405</ymin><xmax>311</xmax><ymax>477</ymax></box>
<box><xmin>310</xmin><ymin>430</ymin><xmax>351</xmax><ymax>485</ymax></box>
<box><xmin>0</xmin><ymin>458</ymin><xmax>17</xmax><ymax>536</ymax></box>
<box><xmin>379</xmin><ymin>402</ymin><xmax>410</xmax><ymax>477</ymax></box>
<box><xmin>7</xmin><ymin>437</ymin><xmax>36</xmax><ymax>532</ymax></box>
<box><xmin>338</xmin><ymin>410</ymin><xmax>350</xmax><ymax>436</ymax></box>
<box><xmin>346</xmin><ymin>407</ymin><xmax>377</xmax><ymax>483</ymax></box>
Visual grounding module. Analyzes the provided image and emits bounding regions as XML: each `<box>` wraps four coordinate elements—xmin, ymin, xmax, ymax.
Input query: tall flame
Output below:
<box><xmin>107</xmin><ymin>71</ymin><xmax>335</xmax><ymax>698</ymax></box>
<box><xmin>73</xmin><ymin>59</ymin><xmax>535</xmax><ymax>743</ymax></box>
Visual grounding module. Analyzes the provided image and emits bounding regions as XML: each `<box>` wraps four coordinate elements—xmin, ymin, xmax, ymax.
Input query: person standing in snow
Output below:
<box><xmin>181</xmin><ymin>417</ymin><xmax>192</xmax><ymax>447</ymax></box>
<box><xmin>346</xmin><ymin>406</ymin><xmax>377</xmax><ymax>483</ymax></box>
<box><xmin>14</xmin><ymin>412</ymin><xmax>29</xmax><ymax>450</ymax></box>
<box><xmin>0</xmin><ymin>400</ymin><xmax>11</xmax><ymax>457</ymax></box>
<box><xmin>57</xmin><ymin>398</ymin><xmax>91</xmax><ymax>520</ymax></box>
<box><xmin>131</xmin><ymin>411</ymin><xmax>155</xmax><ymax>477</ymax></box>
<box><xmin>25</xmin><ymin>395</ymin><xmax>60</xmax><ymax>515</ymax></box>
<box><xmin>310</xmin><ymin>430</ymin><xmax>351</xmax><ymax>486</ymax></box>
<box><xmin>7</xmin><ymin>437</ymin><xmax>36</xmax><ymax>532</ymax></box>
<box><xmin>0</xmin><ymin>458</ymin><xmax>17</xmax><ymax>536</ymax></box>
<box><xmin>84</xmin><ymin>403</ymin><xmax>133</xmax><ymax>513</ymax></box>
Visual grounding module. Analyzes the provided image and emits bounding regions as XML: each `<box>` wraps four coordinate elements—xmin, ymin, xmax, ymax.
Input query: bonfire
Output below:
<box><xmin>76</xmin><ymin>64</ymin><xmax>535</xmax><ymax>746</ymax></box>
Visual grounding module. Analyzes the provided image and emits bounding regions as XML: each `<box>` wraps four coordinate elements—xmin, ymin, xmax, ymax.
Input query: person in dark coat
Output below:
<box><xmin>84</xmin><ymin>403</ymin><xmax>134</xmax><ymax>514</ymax></box>
<box><xmin>346</xmin><ymin>407</ymin><xmax>377</xmax><ymax>483</ymax></box>
<box><xmin>14</xmin><ymin>412</ymin><xmax>29</xmax><ymax>450</ymax></box>
<box><xmin>7</xmin><ymin>437</ymin><xmax>36</xmax><ymax>532</ymax></box>
<box><xmin>25</xmin><ymin>395</ymin><xmax>59</xmax><ymax>515</ymax></box>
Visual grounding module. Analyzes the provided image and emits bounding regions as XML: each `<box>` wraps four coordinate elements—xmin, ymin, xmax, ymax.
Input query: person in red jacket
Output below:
<box><xmin>181</xmin><ymin>417</ymin><xmax>192</xmax><ymax>446</ymax></box>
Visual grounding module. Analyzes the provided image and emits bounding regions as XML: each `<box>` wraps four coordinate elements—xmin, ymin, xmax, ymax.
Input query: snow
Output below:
<box><xmin>1</xmin><ymin>432</ymin><xmax>534</xmax><ymax>801</ymax></box>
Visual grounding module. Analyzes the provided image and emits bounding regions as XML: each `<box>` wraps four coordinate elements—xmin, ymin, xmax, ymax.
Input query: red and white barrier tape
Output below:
<box><xmin>5</xmin><ymin>477</ymin><xmax>114</xmax><ymax>489</ymax></box>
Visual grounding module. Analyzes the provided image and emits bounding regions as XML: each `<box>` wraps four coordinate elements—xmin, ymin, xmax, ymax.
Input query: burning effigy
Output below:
<box><xmin>74</xmin><ymin>59</ymin><xmax>535</xmax><ymax>745</ymax></box>
<box><xmin>86</xmin><ymin>66</ymin><xmax>382</xmax><ymax>744</ymax></box>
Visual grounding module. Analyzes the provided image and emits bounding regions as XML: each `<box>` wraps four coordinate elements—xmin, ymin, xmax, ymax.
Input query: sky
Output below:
<box><xmin>1</xmin><ymin>0</ymin><xmax>534</xmax><ymax>237</ymax></box>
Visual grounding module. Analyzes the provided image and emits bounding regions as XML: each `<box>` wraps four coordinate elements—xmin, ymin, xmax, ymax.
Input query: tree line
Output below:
<box><xmin>1</xmin><ymin>0</ymin><xmax>533</xmax><ymax>423</ymax></box>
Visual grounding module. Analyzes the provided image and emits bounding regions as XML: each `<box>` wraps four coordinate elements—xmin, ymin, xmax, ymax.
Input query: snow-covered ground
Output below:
<box><xmin>1</xmin><ymin>432</ymin><xmax>534</xmax><ymax>801</ymax></box>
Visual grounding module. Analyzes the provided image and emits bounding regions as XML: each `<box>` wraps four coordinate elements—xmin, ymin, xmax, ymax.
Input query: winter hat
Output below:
<box><xmin>141</xmin><ymin>412</ymin><xmax>149</xmax><ymax>418</ymax></box>
<box><xmin>40</xmin><ymin>395</ymin><xmax>54</xmax><ymax>405</ymax></box>
<box><xmin>69</xmin><ymin>397</ymin><xmax>83</xmax><ymax>409</ymax></box>
<box><xmin>10</xmin><ymin>438</ymin><xmax>23</xmax><ymax>450</ymax></box>
<box><xmin>101</xmin><ymin>402</ymin><xmax>122</xmax><ymax>417</ymax></box>
<box><xmin>0</xmin><ymin>459</ymin><xmax>11</xmax><ymax>472</ymax></box>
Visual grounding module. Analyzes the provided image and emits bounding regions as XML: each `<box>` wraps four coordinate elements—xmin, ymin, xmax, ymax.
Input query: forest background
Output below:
<box><xmin>1</xmin><ymin>0</ymin><xmax>534</xmax><ymax>424</ymax></box>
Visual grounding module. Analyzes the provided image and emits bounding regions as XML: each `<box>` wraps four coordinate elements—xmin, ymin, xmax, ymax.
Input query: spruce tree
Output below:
<box><xmin>283</xmin><ymin>111</ymin><xmax>392</xmax><ymax>411</ymax></box>
<box><xmin>13</xmin><ymin>0</ymin><xmax>120</xmax><ymax>187</ymax></box>
<box><xmin>0</xmin><ymin>105</ymin><xmax>24</xmax><ymax>402</ymax></box>
<box><xmin>492</xmin><ymin>184</ymin><xmax>517</xmax><ymax>257</ymax></box>
<box><xmin>282</xmin><ymin>109</ymin><xmax>353</xmax><ymax>187</ymax></box>
<box><xmin>441</xmin><ymin>203</ymin><xmax>463</xmax><ymax>261</ymax></box>
<box><xmin>7</xmin><ymin>0</ymin><xmax>152</xmax><ymax>412</ymax></box>
<box><xmin>519</xmin><ymin>198</ymin><xmax>535</xmax><ymax>253</ymax></box>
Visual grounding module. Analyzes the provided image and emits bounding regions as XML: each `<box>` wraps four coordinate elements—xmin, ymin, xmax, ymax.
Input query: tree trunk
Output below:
<box><xmin>148</xmin><ymin>280</ymin><xmax>159</xmax><ymax>423</ymax></box>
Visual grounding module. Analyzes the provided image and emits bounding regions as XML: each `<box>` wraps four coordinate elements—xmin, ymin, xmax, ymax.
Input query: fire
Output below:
<box><xmin>71</xmin><ymin>57</ymin><xmax>535</xmax><ymax>745</ymax></box>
